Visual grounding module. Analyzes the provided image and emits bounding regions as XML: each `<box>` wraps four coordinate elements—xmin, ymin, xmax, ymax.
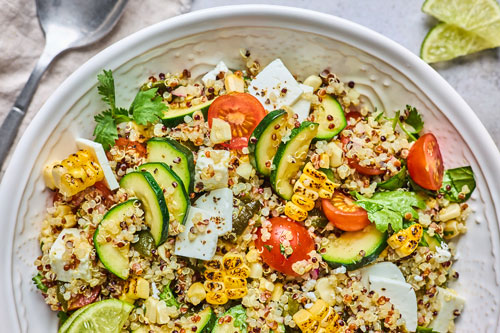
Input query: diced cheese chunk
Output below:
<box><xmin>195</xmin><ymin>149</ymin><xmax>230</xmax><ymax>191</ymax></box>
<box><xmin>429</xmin><ymin>287</ymin><xmax>465</xmax><ymax>333</ymax></box>
<box><xmin>248</xmin><ymin>59</ymin><xmax>303</xmax><ymax>111</ymax></box>
<box><xmin>174</xmin><ymin>207</ymin><xmax>218</xmax><ymax>260</ymax></box>
<box><xmin>291</xmin><ymin>84</ymin><xmax>313</xmax><ymax>122</ymax></box>
<box><xmin>369</xmin><ymin>276</ymin><xmax>417</xmax><ymax>332</ymax></box>
<box><xmin>194</xmin><ymin>188</ymin><xmax>233</xmax><ymax>236</ymax></box>
<box><xmin>49</xmin><ymin>228</ymin><xmax>93</xmax><ymax>282</ymax></box>
<box><xmin>76</xmin><ymin>138</ymin><xmax>119</xmax><ymax>191</ymax></box>
<box><xmin>236</xmin><ymin>161</ymin><xmax>254</xmax><ymax>180</ymax></box>
<box><xmin>202</xmin><ymin>61</ymin><xmax>229</xmax><ymax>85</ymax></box>
<box><xmin>210</xmin><ymin>118</ymin><xmax>232</xmax><ymax>144</ymax></box>
<box><xmin>360</xmin><ymin>262</ymin><xmax>405</xmax><ymax>288</ymax></box>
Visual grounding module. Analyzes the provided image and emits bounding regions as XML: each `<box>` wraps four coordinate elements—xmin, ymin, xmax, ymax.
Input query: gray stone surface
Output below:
<box><xmin>193</xmin><ymin>0</ymin><xmax>500</xmax><ymax>148</ymax></box>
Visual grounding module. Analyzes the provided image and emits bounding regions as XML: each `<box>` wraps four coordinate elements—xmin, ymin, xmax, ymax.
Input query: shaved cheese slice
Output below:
<box><xmin>360</xmin><ymin>262</ymin><xmax>405</xmax><ymax>287</ymax></box>
<box><xmin>76</xmin><ymin>138</ymin><xmax>119</xmax><ymax>190</ymax></box>
<box><xmin>193</xmin><ymin>188</ymin><xmax>233</xmax><ymax>236</ymax></box>
<box><xmin>429</xmin><ymin>287</ymin><xmax>465</xmax><ymax>333</ymax></box>
<box><xmin>202</xmin><ymin>61</ymin><xmax>229</xmax><ymax>85</ymax></box>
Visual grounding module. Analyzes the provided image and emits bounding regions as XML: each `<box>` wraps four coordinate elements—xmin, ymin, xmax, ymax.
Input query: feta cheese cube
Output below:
<box><xmin>429</xmin><ymin>287</ymin><xmax>465</xmax><ymax>333</ymax></box>
<box><xmin>210</xmin><ymin>118</ymin><xmax>232</xmax><ymax>144</ymax></box>
<box><xmin>248</xmin><ymin>59</ymin><xmax>303</xmax><ymax>111</ymax></box>
<box><xmin>49</xmin><ymin>228</ymin><xmax>93</xmax><ymax>282</ymax></box>
<box><xmin>194</xmin><ymin>188</ymin><xmax>234</xmax><ymax>236</ymax></box>
<box><xmin>174</xmin><ymin>207</ymin><xmax>218</xmax><ymax>260</ymax></box>
<box><xmin>291</xmin><ymin>84</ymin><xmax>313</xmax><ymax>122</ymax></box>
<box><xmin>202</xmin><ymin>61</ymin><xmax>229</xmax><ymax>85</ymax></box>
<box><xmin>76</xmin><ymin>138</ymin><xmax>119</xmax><ymax>191</ymax></box>
<box><xmin>360</xmin><ymin>262</ymin><xmax>405</xmax><ymax>288</ymax></box>
<box><xmin>195</xmin><ymin>149</ymin><xmax>230</xmax><ymax>191</ymax></box>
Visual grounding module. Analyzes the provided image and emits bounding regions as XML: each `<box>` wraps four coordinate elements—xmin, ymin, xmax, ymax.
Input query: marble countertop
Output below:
<box><xmin>193</xmin><ymin>0</ymin><xmax>500</xmax><ymax>147</ymax></box>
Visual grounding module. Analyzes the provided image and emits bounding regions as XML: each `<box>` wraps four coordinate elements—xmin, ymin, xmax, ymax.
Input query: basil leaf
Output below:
<box><xmin>439</xmin><ymin>166</ymin><xmax>476</xmax><ymax>203</ymax></box>
<box><xmin>378</xmin><ymin>166</ymin><xmax>407</xmax><ymax>190</ymax></box>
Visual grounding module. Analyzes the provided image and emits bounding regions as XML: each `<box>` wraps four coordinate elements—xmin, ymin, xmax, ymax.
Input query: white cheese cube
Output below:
<box><xmin>49</xmin><ymin>228</ymin><xmax>93</xmax><ymax>282</ymax></box>
<box><xmin>194</xmin><ymin>188</ymin><xmax>233</xmax><ymax>236</ymax></box>
<box><xmin>195</xmin><ymin>149</ymin><xmax>230</xmax><ymax>191</ymax></box>
<box><xmin>174</xmin><ymin>207</ymin><xmax>218</xmax><ymax>260</ymax></box>
<box><xmin>210</xmin><ymin>118</ymin><xmax>232</xmax><ymax>144</ymax></box>
<box><xmin>429</xmin><ymin>287</ymin><xmax>465</xmax><ymax>333</ymax></box>
<box><xmin>291</xmin><ymin>84</ymin><xmax>313</xmax><ymax>122</ymax></box>
<box><xmin>202</xmin><ymin>61</ymin><xmax>229</xmax><ymax>85</ymax></box>
<box><xmin>248</xmin><ymin>59</ymin><xmax>303</xmax><ymax>111</ymax></box>
<box><xmin>360</xmin><ymin>262</ymin><xmax>406</xmax><ymax>288</ymax></box>
<box><xmin>369</xmin><ymin>276</ymin><xmax>417</xmax><ymax>332</ymax></box>
<box><xmin>76</xmin><ymin>138</ymin><xmax>119</xmax><ymax>191</ymax></box>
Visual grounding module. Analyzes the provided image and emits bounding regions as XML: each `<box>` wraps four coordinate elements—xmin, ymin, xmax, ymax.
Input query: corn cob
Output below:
<box><xmin>293</xmin><ymin>299</ymin><xmax>343</xmax><ymax>333</ymax></box>
<box><xmin>203</xmin><ymin>253</ymin><xmax>249</xmax><ymax>304</ymax></box>
<box><xmin>119</xmin><ymin>277</ymin><xmax>150</xmax><ymax>304</ymax></box>
<box><xmin>285</xmin><ymin>162</ymin><xmax>338</xmax><ymax>221</ymax></box>
<box><xmin>49</xmin><ymin>149</ymin><xmax>104</xmax><ymax>197</ymax></box>
<box><xmin>387</xmin><ymin>223</ymin><xmax>424</xmax><ymax>257</ymax></box>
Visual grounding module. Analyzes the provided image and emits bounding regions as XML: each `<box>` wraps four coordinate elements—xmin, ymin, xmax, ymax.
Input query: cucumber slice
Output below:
<box><xmin>120</xmin><ymin>172</ymin><xmax>169</xmax><ymax>245</ymax></box>
<box><xmin>146</xmin><ymin>138</ymin><xmax>195</xmax><ymax>193</ymax></box>
<box><xmin>161</xmin><ymin>100</ymin><xmax>212</xmax><ymax>127</ymax></box>
<box><xmin>139</xmin><ymin>162</ymin><xmax>189</xmax><ymax>225</ymax></box>
<box><xmin>321</xmin><ymin>224</ymin><xmax>387</xmax><ymax>271</ymax></box>
<box><xmin>63</xmin><ymin>299</ymin><xmax>134</xmax><ymax>333</ymax></box>
<box><xmin>184</xmin><ymin>307</ymin><xmax>216</xmax><ymax>333</ymax></box>
<box><xmin>248</xmin><ymin>109</ymin><xmax>288</xmax><ymax>176</ymax></box>
<box><xmin>315</xmin><ymin>95</ymin><xmax>347</xmax><ymax>140</ymax></box>
<box><xmin>212</xmin><ymin>305</ymin><xmax>247</xmax><ymax>333</ymax></box>
<box><xmin>421</xmin><ymin>229</ymin><xmax>444</xmax><ymax>251</ymax></box>
<box><xmin>270</xmin><ymin>121</ymin><xmax>319</xmax><ymax>200</ymax></box>
<box><xmin>94</xmin><ymin>200</ymin><xmax>138</xmax><ymax>279</ymax></box>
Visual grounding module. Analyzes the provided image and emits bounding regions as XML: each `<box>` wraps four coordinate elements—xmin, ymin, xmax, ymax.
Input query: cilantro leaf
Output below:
<box><xmin>439</xmin><ymin>166</ymin><xmax>476</xmax><ymax>202</ymax></box>
<box><xmin>404</xmin><ymin>105</ymin><xmax>424</xmax><ymax>133</ymax></box>
<box><xmin>130</xmin><ymin>88</ymin><xmax>167</xmax><ymax>125</ymax></box>
<box><xmin>114</xmin><ymin>107</ymin><xmax>132</xmax><ymax>124</ymax></box>
<box><xmin>353</xmin><ymin>191</ymin><xmax>426</xmax><ymax>233</ymax></box>
<box><xmin>97</xmin><ymin>69</ymin><xmax>116</xmax><ymax>110</ymax></box>
<box><xmin>93</xmin><ymin>110</ymin><xmax>118</xmax><ymax>150</ymax></box>
<box><xmin>388</xmin><ymin>105</ymin><xmax>424</xmax><ymax>142</ymax></box>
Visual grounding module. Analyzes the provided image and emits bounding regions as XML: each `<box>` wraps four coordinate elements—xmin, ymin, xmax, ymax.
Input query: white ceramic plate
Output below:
<box><xmin>1</xmin><ymin>5</ymin><xmax>499</xmax><ymax>332</ymax></box>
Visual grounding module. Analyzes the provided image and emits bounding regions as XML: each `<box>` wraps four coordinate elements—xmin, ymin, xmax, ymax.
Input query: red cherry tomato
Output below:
<box><xmin>114</xmin><ymin>138</ymin><xmax>147</xmax><ymax>157</ymax></box>
<box><xmin>340</xmin><ymin>135</ymin><xmax>385</xmax><ymax>176</ymax></box>
<box><xmin>407</xmin><ymin>133</ymin><xmax>444</xmax><ymax>191</ymax></box>
<box><xmin>321</xmin><ymin>191</ymin><xmax>370</xmax><ymax>231</ymax></box>
<box><xmin>207</xmin><ymin>93</ymin><xmax>266</xmax><ymax>150</ymax></box>
<box><xmin>255</xmin><ymin>217</ymin><xmax>315</xmax><ymax>276</ymax></box>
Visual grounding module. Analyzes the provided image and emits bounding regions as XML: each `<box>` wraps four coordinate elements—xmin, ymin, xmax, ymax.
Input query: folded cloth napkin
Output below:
<box><xmin>0</xmin><ymin>0</ymin><xmax>192</xmax><ymax>175</ymax></box>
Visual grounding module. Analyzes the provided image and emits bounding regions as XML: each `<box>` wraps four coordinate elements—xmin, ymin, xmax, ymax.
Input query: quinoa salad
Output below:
<box><xmin>34</xmin><ymin>53</ymin><xmax>476</xmax><ymax>333</ymax></box>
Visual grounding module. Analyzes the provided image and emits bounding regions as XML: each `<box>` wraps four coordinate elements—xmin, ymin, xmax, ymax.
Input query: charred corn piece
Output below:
<box><xmin>203</xmin><ymin>281</ymin><xmax>225</xmax><ymax>293</ymax></box>
<box><xmin>318</xmin><ymin>189</ymin><xmax>333</xmax><ymax>199</ymax></box>
<box><xmin>308</xmin><ymin>299</ymin><xmax>330</xmax><ymax>321</ymax></box>
<box><xmin>302</xmin><ymin>322</ymin><xmax>320</xmax><ymax>333</ymax></box>
<box><xmin>51</xmin><ymin>150</ymin><xmax>104</xmax><ymax>197</ymax></box>
<box><xmin>204</xmin><ymin>270</ymin><xmax>224</xmax><ymax>282</ymax></box>
<box><xmin>387</xmin><ymin>224</ymin><xmax>423</xmax><ymax>257</ymax></box>
<box><xmin>320</xmin><ymin>308</ymin><xmax>340</xmax><ymax>327</ymax></box>
<box><xmin>294</xmin><ymin>182</ymin><xmax>320</xmax><ymax>201</ymax></box>
<box><xmin>227</xmin><ymin>265</ymin><xmax>250</xmax><ymax>279</ymax></box>
<box><xmin>395</xmin><ymin>239</ymin><xmax>419</xmax><ymax>257</ymax></box>
<box><xmin>222</xmin><ymin>253</ymin><xmax>244</xmax><ymax>271</ymax></box>
<box><xmin>224</xmin><ymin>73</ymin><xmax>245</xmax><ymax>93</ymax></box>
<box><xmin>205</xmin><ymin>258</ymin><xmax>222</xmax><ymax>270</ymax></box>
<box><xmin>226</xmin><ymin>287</ymin><xmax>248</xmax><ymax>299</ymax></box>
<box><xmin>223</xmin><ymin>276</ymin><xmax>247</xmax><ymax>289</ymax></box>
<box><xmin>294</xmin><ymin>300</ymin><xmax>343</xmax><ymax>333</ymax></box>
<box><xmin>285</xmin><ymin>201</ymin><xmax>308</xmax><ymax>221</ymax></box>
<box><xmin>292</xmin><ymin>194</ymin><xmax>316</xmax><ymax>211</ymax></box>
<box><xmin>387</xmin><ymin>233</ymin><xmax>407</xmax><ymax>248</ymax></box>
<box><xmin>293</xmin><ymin>309</ymin><xmax>317</xmax><ymax>330</ymax></box>
<box><xmin>298</xmin><ymin>173</ymin><xmax>323</xmax><ymax>191</ymax></box>
<box><xmin>303</xmin><ymin>162</ymin><xmax>327</xmax><ymax>182</ymax></box>
<box><xmin>206</xmin><ymin>291</ymin><xmax>228</xmax><ymax>305</ymax></box>
<box><xmin>322</xmin><ymin>179</ymin><xmax>338</xmax><ymax>193</ymax></box>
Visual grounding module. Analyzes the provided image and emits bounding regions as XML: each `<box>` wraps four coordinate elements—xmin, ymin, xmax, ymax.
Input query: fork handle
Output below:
<box><xmin>0</xmin><ymin>48</ymin><xmax>55</xmax><ymax>170</ymax></box>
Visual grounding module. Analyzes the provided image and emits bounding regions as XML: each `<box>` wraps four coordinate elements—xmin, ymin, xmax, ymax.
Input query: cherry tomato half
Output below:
<box><xmin>407</xmin><ymin>133</ymin><xmax>444</xmax><ymax>191</ymax></box>
<box><xmin>321</xmin><ymin>191</ymin><xmax>370</xmax><ymax>231</ymax></box>
<box><xmin>255</xmin><ymin>217</ymin><xmax>315</xmax><ymax>276</ymax></box>
<box><xmin>114</xmin><ymin>138</ymin><xmax>147</xmax><ymax>157</ymax></box>
<box><xmin>340</xmin><ymin>135</ymin><xmax>385</xmax><ymax>176</ymax></box>
<box><xmin>208</xmin><ymin>93</ymin><xmax>266</xmax><ymax>150</ymax></box>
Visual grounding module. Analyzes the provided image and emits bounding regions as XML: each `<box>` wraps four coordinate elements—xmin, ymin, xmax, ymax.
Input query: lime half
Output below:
<box><xmin>421</xmin><ymin>23</ymin><xmax>495</xmax><ymax>63</ymax></box>
<box><xmin>62</xmin><ymin>299</ymin><xmax>134</xmax><ymax>333</ymax></box>
<box><xmin>422</xmin><ymin>0</ymin><xmax>500</xmax><ymax>43</ymax></box>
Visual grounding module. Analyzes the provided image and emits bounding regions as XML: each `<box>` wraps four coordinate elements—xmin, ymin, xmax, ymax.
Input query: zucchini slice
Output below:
<box><xmin>94</xmin><ymin>200</ymin><xmax>138</xmax><ymax>279</ymax></box>
<box><xmin>248</xmin><ymin>109</ymin><xmax>288</xmax><ymax>176</ymax></box>
<box><xmin>161</xmin><ymin>100</ymin><xmax>212</xmax><ymax>127</ymax></box>
<box><xmin>270</xmin><ymin>121</ymin><xmax>319</xmax><ymax>200</ymax></box>
<box><xmin>321</xmin><ymin>224</ymin><xmax>387</xmax><ymax>271</ymax></box>
<box><xmin>212</xmin><ymin>305</ymin><xmax>247</xmax><ymax>333</ymax></box>
<box><xmin>315</xmin><ymin>95</ymin><xmax>347</xmax><ymax>140</ymax></box>
<box><xmin>421</xmin><ymin>229</ymin><xmax>444</xmax><ymax>251</ymax></box>
<box><xmin>120</xmin><ymin>172</ymin><xmax>169</xmax><ymax>245</ymax></box>
<box><xmin>146</xmin><ymin>138</ymin><xmax>195</xmax><ymax>193</ymax></box>
<box><xmin>140</xmin><ymin>162</ymin><xmax>189</xmax><ymax>225</ymax></box>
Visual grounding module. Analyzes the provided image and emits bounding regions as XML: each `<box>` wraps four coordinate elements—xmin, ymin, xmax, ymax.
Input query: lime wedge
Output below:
<box><xmin>422</xmin><ymin>0</ymin><xmax>500</xmax><ymax>43</ymax></box>
<box><xmin>62</xmin><ymin>299</ymin><xmax>134</xmax><ymax>333</ymax></box>
<box><xmin>421</xmin><ymin>23</ymin><xmax>496</xmax><ymax>63</ymax></box>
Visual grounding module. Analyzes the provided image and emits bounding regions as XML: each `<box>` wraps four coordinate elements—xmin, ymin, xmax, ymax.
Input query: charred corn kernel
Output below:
<box><xmin>294</xmin><ymin>299</ymin><xmax>343</xmax><ymax>333</ymax></box>
<box><xmin>293</xmin><ymin>309</ymin><xmax>316</xmax><ymax>330</ymax></box>
<box><xmin>292</xmin><ymin>194</ymin><xmax>315</xmax><ymax>211</ymax></box>
<box><xmin>294</xmin><ymin>182</ymin><xmax>320</xmax><ymax>201</ymax></box>
<box><xmin>443</xmin><ymin>220</ymin><xmax>459</xmax><ymax>239</ymax></box>
<box><xmin>222</xmin><ymin>253</ymin><xmax>244</xmax><ymax>271</ymax></box>
<box><xmin>322</xmin><ymin>179</ymin><xmax>338</xmax><ymax>194</ymax></box>
<box><xmin>226</xmin><ymin>288</ymin><xmax>248</xmax><ymax>299</ymax></box>
<box><xmin>318</xmin><ymin>189</ymin><xmax>333</xmax><ymax>199</ymax></box>
<box><xmin>439</xmin><ymin>203</ymin><xmax>461</xmax><ymax>222</ymax></box>
<box><xmin>225</xmin><ymin>73</ymin><xmax>245</xmax><ymax>93</ymax></box>
<box><xmin>388</xmin><ymin>224</ymin><xmax>423</xmax><ymax>257</ymax></box>
<box><xmin>125</xmin><ymin>277</ymin><xmax>150</xmax><ymax>300</ymax></box>
<box><xmin>320</xmin><ymin>308</ymin><xmax>339</xmax><ymax>327</ymax></box>
<box><xmin>187</xmin><ymin>282</ymin><xmax>206</xmax><ymax>305</ymax></box>
<box><xmin>299</xmin><ymin>173</ymin><xmax>323</xmax><ymax>191</ymax></box>
<box><xmin>303</xmin><ymin>162</ymin><xmax>327</xmax><ymax>182</ymax></box>
<box><xmin>303</xmin><ymin>323</ymin><xmax>320</xmax><ymax>333</ymax></box>
<box><xmin>206</xmin><ymin>291</ymin><xmax>228</xmax><ymax>305</ymax></box>
<box><xmin>271</xmin><ymin>283</ymin><xmax>284</xmax><ymax>301</ymax></box>
<box><xmin>224</xmin><ymin>276</ymin><xmax>247</xmax><ymax>289</ymax></box>
<box><xmin>227</xmin><ymin>265</ymin><xmax>250</xmax><ymax>279</ymax></box>
<box><xmin>51</xmin><ymin>150</ymin><xmax>104</xmax><ymax>197</ymax></box>
<box><xmin>285</xmin><ymin>201</ymin><xmax>308</xmax><ymax>221</ymax></box>
<box><xmin>204</xmin><ymin>270</ymin><xmax>224</xmax><ymax>282</ymax></box>
<box><xmin>204</xmin><ymin>281</ymin><xmax>225</xmax><ymax>292</ymax></box>
<box><xmin>309</xmin><ymin>299</ymin><xmax>330</xmax><ymax>320</ymax></box>
<box><xmin>205</xmin><ymin>258</ymin><xmax>222</xmax><ymax>270</ymax></box>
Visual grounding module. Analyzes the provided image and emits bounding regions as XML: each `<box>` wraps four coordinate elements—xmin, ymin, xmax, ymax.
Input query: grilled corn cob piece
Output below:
<box><xmin>203</xmin><ymin>253</ymin><xmax>249</xmax><ymax>304</ymax></box>
<box><xmin>49</xmin><ymin>149</ymin><xmax>104</xmax><ymax>197</ymax></box>
<box><xmin>293</xmin><ymin>299</ymin><xmax>343</xmax><ymax>333</ymax></box>
<box><xmin>285</xmin><ymin>163</ymin><xmax>338</xmax><ymax>221</ymax></box>
<box><xmin>387</xmin><ymin>223</ymin><xmax>424</xmax><ymax>257</ymax></box>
